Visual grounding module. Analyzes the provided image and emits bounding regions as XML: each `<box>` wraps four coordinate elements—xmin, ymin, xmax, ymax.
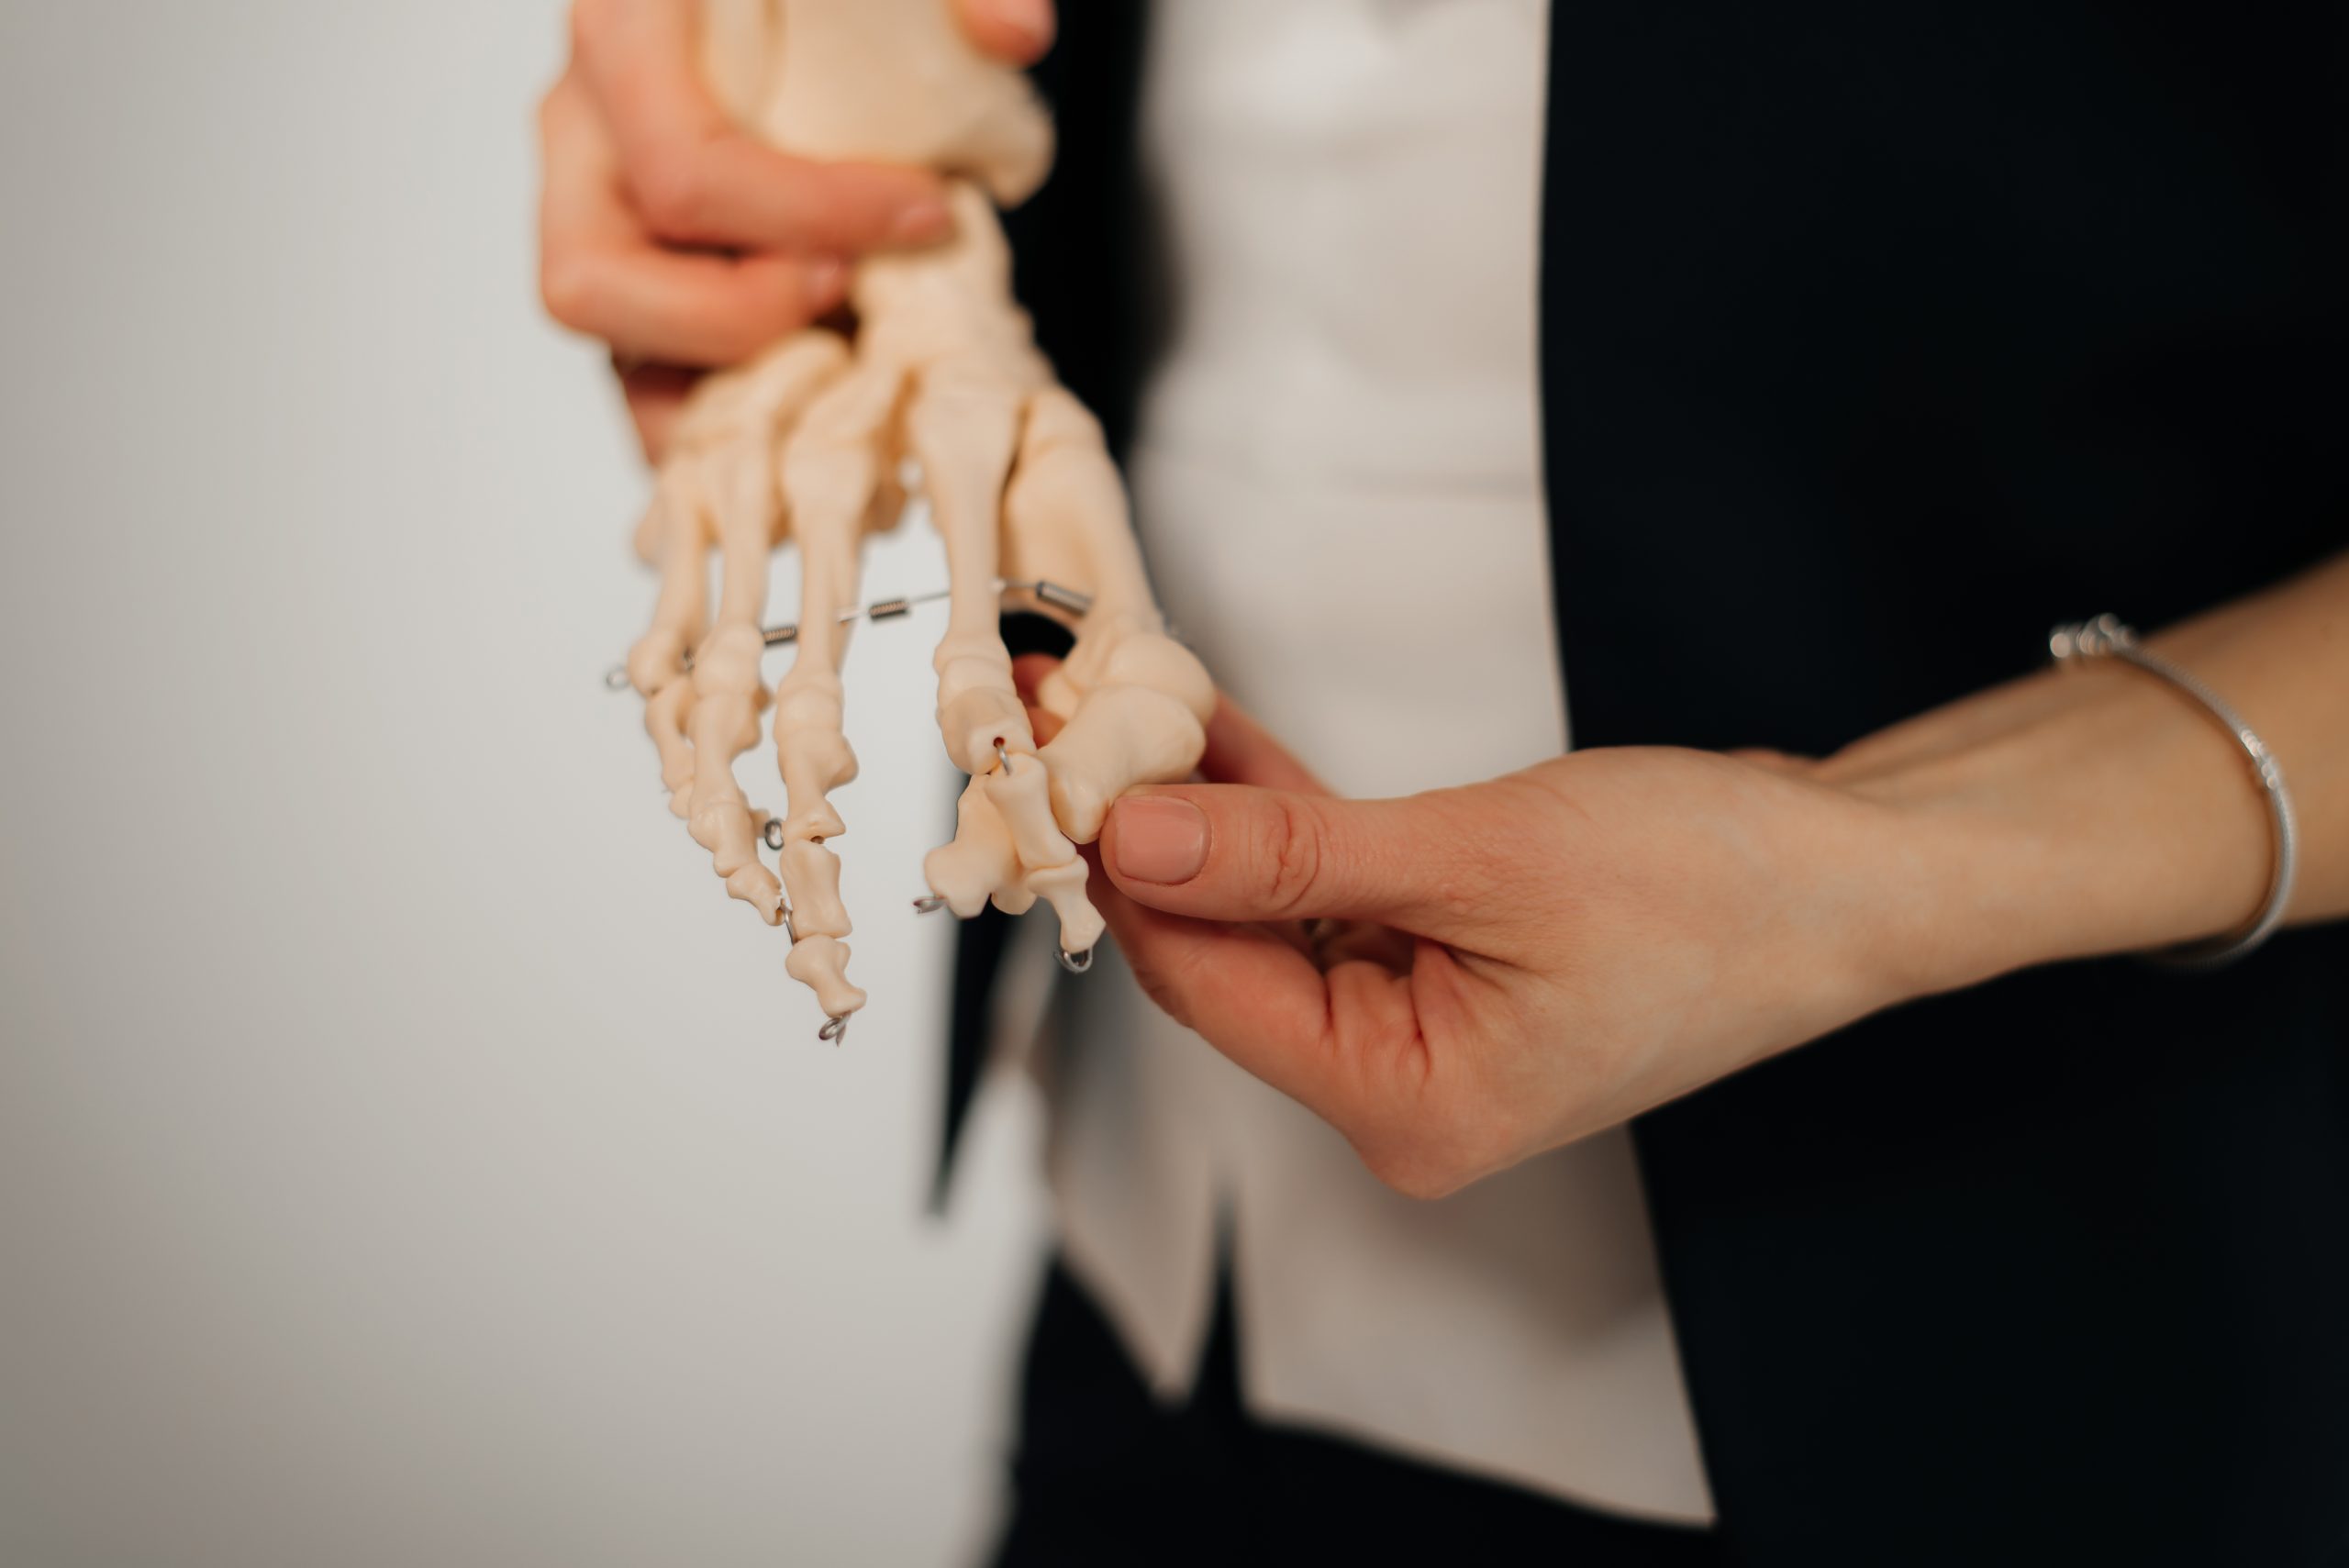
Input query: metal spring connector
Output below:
<box><xmin>605</xmin><ymin>578</ymin><xmax>1095</xmax><ymax>689</ymax></box>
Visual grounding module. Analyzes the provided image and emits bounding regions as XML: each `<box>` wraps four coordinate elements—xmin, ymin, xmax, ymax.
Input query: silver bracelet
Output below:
<box><xmin>2049</xmin><ymin>613</ymin><xmax>2299</xmax><ymax>968</ymax></box>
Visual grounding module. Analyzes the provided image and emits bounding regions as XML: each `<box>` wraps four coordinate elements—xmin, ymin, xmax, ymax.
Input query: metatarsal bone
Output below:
<box><xmin>626</xmin><ymin>463</ymin><xmax>711</xmax><ymax>695</ymax></box>
<box><xmin>911</xmin><ymin>358</ymin><xmax>1034</xmax><ymax>776</ymax></box>
<box><xmin>1003</xmin><ymin>390</ymin><xmax>1156</xmax><ymax>619</ymax></box>
<box><xmin>671</xmin><ymin>331</ymin><xmax>852</xmax><ymax>458</ymax></box>
<box><xmin>674</xmin><ymin>335</ymin><xmax>846</xmax><ymax>925</ymax></box>
<box><xmin>774</xmin><ymin>359</ymin><xmax>898</xmax><ymax>844</ymax></box>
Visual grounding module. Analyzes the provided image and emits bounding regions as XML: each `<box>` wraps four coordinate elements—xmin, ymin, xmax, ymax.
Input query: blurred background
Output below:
<box><xmin>0</xmin><ymin>3</ymin><xmax>1051</xmax><ymax>1563</ymax></box>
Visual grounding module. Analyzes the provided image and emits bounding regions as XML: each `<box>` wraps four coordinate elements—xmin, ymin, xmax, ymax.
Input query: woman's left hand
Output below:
<box><xmin>1087</xmin><ymin>706</ymin><xmax>1924</xmax><ymax>1196</ymax></box>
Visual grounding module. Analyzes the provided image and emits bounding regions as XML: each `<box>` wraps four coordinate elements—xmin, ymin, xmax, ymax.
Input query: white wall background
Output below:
<box><xmin>0</xmin><ymin>4</ymin><xmax>1051</xmax><ymax>1564</ymax></box>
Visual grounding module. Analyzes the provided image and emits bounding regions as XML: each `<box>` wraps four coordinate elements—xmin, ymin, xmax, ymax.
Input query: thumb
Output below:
<box><xmin>1101</xmin><ymin>785</ymin><xmax>1464</xmax><ymax>930</ymax></box>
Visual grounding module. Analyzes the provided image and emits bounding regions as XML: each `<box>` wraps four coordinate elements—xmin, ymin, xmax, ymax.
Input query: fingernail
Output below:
<box><xmin>889</xmin><ymin>197</ymin><xmax>954</xmax><ymax>246</ymax></box>
<box><xmin>1000</xmin><ymin>0</ymin><xmax>1056</xmax><ymax>55</ymax></box>
<box><xmin>1113</xmin><ymin>797</ymin><xmax>1208</xmax><ymax>885</ymax></box>
<box><xmin>803</xmin><ymin>256</ymin><xmax>849</xmax><ymax>308</ymax></box>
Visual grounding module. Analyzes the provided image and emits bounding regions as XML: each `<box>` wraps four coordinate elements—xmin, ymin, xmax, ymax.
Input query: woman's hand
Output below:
<box><xmin>537</xmin><ymin>0</ymin><xmax>1055</xmax><ymax>458</ymax></box>
<box><xmin>1088</xmin><ymin>710</ymin><xmax>1924</xmax><ymax>1198</ymax></box>
<box><xmin>1075</xmin><ymin>554</ymin><xmax>2349</xmax><ymax>1199</ymax></box>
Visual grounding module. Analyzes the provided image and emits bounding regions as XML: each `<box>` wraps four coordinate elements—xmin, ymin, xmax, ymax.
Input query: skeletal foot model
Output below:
<box><xmin>614</xmin><ymin>0</ymin><xmax>1214</xmax><ymax>1040</ymax></box>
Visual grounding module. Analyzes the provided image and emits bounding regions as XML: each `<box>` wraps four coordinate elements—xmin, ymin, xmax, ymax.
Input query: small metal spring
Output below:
<box><xmin>606</xmin><ymin>578</ymin><xmax>1095</xmax><ymax>689</ymax></box>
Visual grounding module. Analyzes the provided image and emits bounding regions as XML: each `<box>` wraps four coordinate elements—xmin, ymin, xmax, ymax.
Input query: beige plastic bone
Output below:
<box><xmin>622</xmin><ymin>0</ymin><xmax>1210</xmax><ymax>1031</ymax></box>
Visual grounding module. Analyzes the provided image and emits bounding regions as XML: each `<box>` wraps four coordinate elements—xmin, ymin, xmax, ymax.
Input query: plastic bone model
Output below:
<box><xmin>619</xmin><ymin>0</ymin><xmax>1215</xmax><ymax>1039</ymax></box>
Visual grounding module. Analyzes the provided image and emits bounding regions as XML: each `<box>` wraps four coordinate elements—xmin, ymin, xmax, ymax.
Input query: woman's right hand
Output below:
<box><xmin>538</xmin><ymin>0</ymin><xmax>1055</xmax><ymax>459</ymax></box>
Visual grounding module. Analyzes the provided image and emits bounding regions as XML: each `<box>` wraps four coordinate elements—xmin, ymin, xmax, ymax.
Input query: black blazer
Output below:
<box><xmin>954</xmin><ymin>6</ymin><xmax>2349</xmax><ymax>1562</ymax></box>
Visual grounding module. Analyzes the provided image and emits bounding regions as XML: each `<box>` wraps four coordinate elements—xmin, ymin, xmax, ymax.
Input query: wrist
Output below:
<box><xmin>1836</xmin><ymin>660</ymin><xmax>2274</xmax><ymax>999</ymax></box>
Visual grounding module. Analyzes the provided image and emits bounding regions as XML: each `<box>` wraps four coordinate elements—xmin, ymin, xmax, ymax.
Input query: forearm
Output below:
<box><xmin>1827</xmin><ymin>553</ymin><xmax>2349</xmax><ymax>1000</ymax></box>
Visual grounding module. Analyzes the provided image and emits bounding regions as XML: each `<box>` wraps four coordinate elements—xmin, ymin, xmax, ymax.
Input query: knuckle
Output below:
<box><xmin>1260</xmin><ymin>795</ymin><xmax>1326</xmax><ymax>917</ymax></box>
<box><xmin>630</xmin><ymin>150</ymin><xmax>709</xmax><ymax>239</ymax></box>
<box><xmin>691</xmin><ymin>307</ymin><xmax>769</xmax><ymax>365</ymax></box>
<box><xmin>538</xmin><ymin>256</ymin><xmax>597</xmax><ymax>328</ymax></box>
<box><xmin>708</xmin><ymin>317</ymin><xmax>774</xmax><ymax>364</ymax></box>
<box><xmin>738</xmin><ymin>270</ymin><xmax>817</xmax><ymax>339</ymax></box>
<box><xmin>566</xmin><ymin>0</ymin><xmax>608</xmax><ymax>58</ymax></box>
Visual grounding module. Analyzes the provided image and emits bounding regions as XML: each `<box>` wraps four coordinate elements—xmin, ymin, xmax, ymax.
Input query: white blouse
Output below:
<box><xmin>1037</xmin><ymin>0</ymin><xmax>1715</xmax><ymax>1526</ymax></box>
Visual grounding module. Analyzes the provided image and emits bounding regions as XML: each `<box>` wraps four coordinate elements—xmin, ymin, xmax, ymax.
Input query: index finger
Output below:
<box><xmin>573</xmin><ymin>0</ymin><xmax>952</xmax><ymax>253</ymax></box>
<box><xmin>539</xmin><ymin>75</ymin><xmax>850</xmax><ymax>363</ymax></box>
<box><xmin>1092</xmin><ymin>873</ymin><xmax>1441</xmax><ymax>1166</ymax></box>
